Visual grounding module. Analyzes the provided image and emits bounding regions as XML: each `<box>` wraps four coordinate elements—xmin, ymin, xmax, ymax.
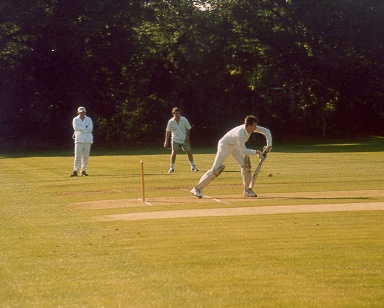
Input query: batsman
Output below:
<box><xmin>190</xmin><ymin>115</ymin><xmax>272</xmax><ymax>198</ymax></box>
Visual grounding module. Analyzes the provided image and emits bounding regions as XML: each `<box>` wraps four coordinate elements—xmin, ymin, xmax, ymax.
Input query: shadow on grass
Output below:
<box><xmin>1</xmin><ymin>136</ymin><xmax>383</xmax><ymax>158</ymax></box>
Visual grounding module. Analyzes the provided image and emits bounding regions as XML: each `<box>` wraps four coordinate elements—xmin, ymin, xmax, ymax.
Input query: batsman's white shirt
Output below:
<box><xmin>166</xmin><ymin>116</ymin><xmax>191</xmax><ymax>144</ymax></box>
<box><xmin>73</xmin><ymin>116</ymin><xmax>93</xmax><ymax>143</ymax></box>
<box><xmin>219</xmin><ymin>124</ymin><xmax>272</xmax><ymax>156</ymax></box>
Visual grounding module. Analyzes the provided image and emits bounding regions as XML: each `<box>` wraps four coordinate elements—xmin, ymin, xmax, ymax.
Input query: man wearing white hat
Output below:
<box><xmin>71</xmin><ymin>107</ymin><xmax>93</xmax><ymax>177</ymax></box>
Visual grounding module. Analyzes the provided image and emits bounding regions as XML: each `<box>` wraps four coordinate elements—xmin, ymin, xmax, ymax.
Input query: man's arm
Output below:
<box><xmin>255</xmin><ymin>126</ymin><xmax>272</xmax><ymax>150</ymax></box>
<box><xmin>185</xmin><ymin>128</ymin><xmax>191</xmax><ymax>144</ymax></box>
<box><xmin>84</xmin><ymin>118</ymin><xmax>93</xmax><ymax>132</ymax></box>
<box><xmin>236</xmin><ymin>132</ymin><xmax>259</xmax><ymax>156</ymax></box>
<box><xmin>164</xmin><ymin>130</ymin><xmax>171</xmax><ymax>148</ymax></box>
<box><xmin>73</xmin><ymin>118</ymin><xmax>86</xmax><ymax>131</ymax></box>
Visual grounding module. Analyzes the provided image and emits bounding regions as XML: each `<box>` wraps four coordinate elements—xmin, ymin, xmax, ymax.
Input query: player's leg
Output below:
<box><xmin>232</xmin><ymin>150</ymin><xmax>256</xmax><ymax>197</ymax></box>
<box><xmin>190</xmin><ymin>141</ymin><xmax>230</xmax><ymax>197</ymax></box>
<box><xmin>183</xmin><ymin>143</ymin><xmax>199</xmax><ymax>171</ymax></box>
<box><xmin>190</xmin><ymin>166</ymin><xmax>225</xmax><ymax>198</ymax></box>
<box><xmin>169</xmin><ymin>141</ymin><xmax>179</xmax><ymax>173</ymax></box>
<box><xmin>81</xmin><ymin>143</ymin><xmax>91</xmax><ymax>176</ymax></box>
<box><xmin>71</xmin><ymin>143</ymin><xmax>82</xmax><ymax>176</ymax></box>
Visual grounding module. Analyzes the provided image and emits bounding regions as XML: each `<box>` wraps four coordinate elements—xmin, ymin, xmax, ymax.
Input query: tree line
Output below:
<box><xmin>1</xmin><ymin>0</ymin><xmax>383</xmax><ymax>151</ymax></box>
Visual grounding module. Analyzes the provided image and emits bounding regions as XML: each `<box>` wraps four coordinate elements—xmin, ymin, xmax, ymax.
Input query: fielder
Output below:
<box><xmin>190</xmin><ymin>115</ymin><xmax>272</xmax><ymax>198</ymax></box>
<box><xmin>164</xmin><ymin>107</ymin><xmax>199</xmax><ymax>173</ymax></box>
<box><xmin>70</xmin><ymin>106</ymin><xmax>93</xmax><ymax>177</ymax></box>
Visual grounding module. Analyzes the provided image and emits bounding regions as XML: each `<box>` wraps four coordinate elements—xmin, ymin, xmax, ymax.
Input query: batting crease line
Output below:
<box><xmin>138</xmin><ymin>198</ymin><xmax>152</xmax><ymax>206</ymax></box>
<box><xmin>204</xmin><ymin>195</ymin><xmax>231</xmax><ymax>204</ymax></box>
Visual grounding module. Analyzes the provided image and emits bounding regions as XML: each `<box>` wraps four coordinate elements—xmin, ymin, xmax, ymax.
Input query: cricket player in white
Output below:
<box><xmin>71</xmin><ymin>107</ymin><xmax>93</xmax><ymax>177</ymax></box>
<box><xmin>164</xmin><ymin>107</ymin><xmax>199</xmax><ymax>173</ymax></box>
<box><xmin>190</xmin><ymin>115</ymin><xmax>272</xmax><ymax>198</ymax></box>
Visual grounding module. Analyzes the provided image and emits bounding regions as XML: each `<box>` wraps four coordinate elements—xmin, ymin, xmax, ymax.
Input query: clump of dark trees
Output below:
<box><xmin>1</xmin><ymin>0</ymin><xmax>383</xmax><ymax>151</ymax></box>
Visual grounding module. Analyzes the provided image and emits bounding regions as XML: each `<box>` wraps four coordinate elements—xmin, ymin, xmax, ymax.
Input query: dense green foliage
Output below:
<box><xmin>1</xmin><ymin>0</ymin><xmax>383</xmax><ymax>150</ymax></box>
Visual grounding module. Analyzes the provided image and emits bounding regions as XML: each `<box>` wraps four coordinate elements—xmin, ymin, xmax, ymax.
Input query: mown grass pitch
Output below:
<box><xmin>1</xmin><ymin>138</ymin><xmax>384</xmax><ymax>307</ymax></box>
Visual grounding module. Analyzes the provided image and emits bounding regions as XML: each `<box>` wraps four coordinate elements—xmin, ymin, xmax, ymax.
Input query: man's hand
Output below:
<box><xmin>256</xmin><ymin>150</ymin><xmax>265</xmax><ymax>160</ymax></box>
<box><xmin>263</xmin><ymin>146</ymin><xmax>272</xmax><ymax>153</ymax></box>
<box><xmin>164</xmin><ymin>141</ymin><xmax>168</xmax><ymax>149</ymax></box>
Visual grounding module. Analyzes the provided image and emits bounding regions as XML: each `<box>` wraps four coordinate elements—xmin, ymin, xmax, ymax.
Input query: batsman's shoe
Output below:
<box><xmin>243</xmin><ymin>188</ymin><xmax>257</xmax><ymax>197</ymax></box>
<box><xmin>168</xmin><ymin>167</ymin><xmax>174</xmax><ymax>173</ymax></box>
<box><xmin>191</xmin><ymin>165</ymin><xmax>199</xmax><ymax>172</ymax></box>
<box><xmin>190</xmin><ymin>187</ymin><xmax>203</xmax><ymax>198</ymax></box>
<box><xmin>70</xmin><ymin>171</ymin><xmax>78</xmax><ymax>177</ymax></box>
<box><xmin>81</xmin><ymin>171</ymin><xmax>89</xmax><ymax>176</ymax></box>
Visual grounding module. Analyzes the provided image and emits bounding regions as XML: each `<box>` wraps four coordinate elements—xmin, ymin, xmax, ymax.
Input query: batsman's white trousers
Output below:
<box><xmin>211</xmin><ymin>140</ymin><xmax>245</xmax><ymax>170</ymax></box>
<box><xmin>196</xmin><ymin>141</ymin><xmax>245</xmax><ymax>189</ymax></box>
<box><xmin>74</xmin><ymin>142</ymin><xmax>92</xmax><ymax>172</ymax></box>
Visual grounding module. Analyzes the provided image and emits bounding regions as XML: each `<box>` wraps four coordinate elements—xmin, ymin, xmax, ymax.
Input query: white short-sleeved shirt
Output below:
<box><xmin>219</xmin><ymin>124</ymin><xmax>272</xmax><ymax>156</ymax></box>
<box><xmin>166</xmin><ymin>116</ymin><xmax>191</xmax><ymax>144</ymax></box>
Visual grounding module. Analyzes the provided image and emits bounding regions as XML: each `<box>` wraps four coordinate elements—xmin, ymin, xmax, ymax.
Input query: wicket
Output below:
<box><xmin>140</xmin><ymin>161</ymin><xmax>145</xmax><ymax>202</ymax></box>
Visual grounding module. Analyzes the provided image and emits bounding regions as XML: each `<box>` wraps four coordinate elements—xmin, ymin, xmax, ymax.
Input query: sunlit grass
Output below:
<box><xmin>1</xmin><ymin>139</ymin><xmax>384</xmax><ymax>307</ymax></box>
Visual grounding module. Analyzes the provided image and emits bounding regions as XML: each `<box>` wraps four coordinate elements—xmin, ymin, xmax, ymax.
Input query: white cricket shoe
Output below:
<box><xmin>190</xmin><ymin>187</ymin><xmax>203</xmax><ymax>198</ymax></box>
<box><xmin>243</xmin><ymin>188</ymin><xmax>257</xmax><ymax>197</ymax></box>
<box><xmin>168</xmin><ymin>167</ymin><xmax>174</xmax><ymax>173</ymax></box>
<box><xmin>191</xmin><ymin>165</ymin><xmax>199</xmax><ymax>172</ymax></box>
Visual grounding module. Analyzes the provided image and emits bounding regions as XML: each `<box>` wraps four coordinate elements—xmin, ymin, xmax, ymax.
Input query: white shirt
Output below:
<box><xmin>219</xmin><ymin>124</ymin><xmax>272</xmax><ymax>156</ymax></box>
<box><xmin>166</xmin><ymin>116</ymin><xmax>191</xmax><ymax>144</ymax></box>
<box><xmin>73</xmin><ymin>115</ymin><xmax>93</xmax><ymax>143</ymax></box>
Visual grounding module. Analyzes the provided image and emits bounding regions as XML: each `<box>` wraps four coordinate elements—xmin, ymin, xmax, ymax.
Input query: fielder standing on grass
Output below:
<box><xmin>190</xmin><ymin>115</ymin><xmax>272</xmax><ymax>198</ymax></box>
<box><xmin>164</xmin><ymin>107</ymin><xmax>199</xmax><ymax>173</ymax></box>
<box><xmin>70</xmin><ymin>107</ymin><xmax>93</xmax><ymax>177</ymax></box>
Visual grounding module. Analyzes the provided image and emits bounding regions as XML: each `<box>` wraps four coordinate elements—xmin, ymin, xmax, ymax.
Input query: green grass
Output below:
<box><xmin>1</xmin><ymin>138</ymin><xmax>384</xmax><ymax>307</ymax></box>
